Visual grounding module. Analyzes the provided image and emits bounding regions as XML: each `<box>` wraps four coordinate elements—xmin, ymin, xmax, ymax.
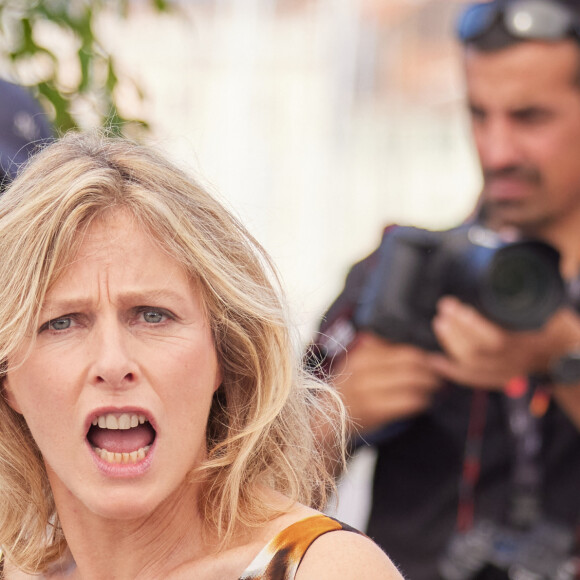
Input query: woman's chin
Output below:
<box><xmin>85</xmin><ymin>489</ymin><xmax>169</xmax><ymax>522</ymax></box>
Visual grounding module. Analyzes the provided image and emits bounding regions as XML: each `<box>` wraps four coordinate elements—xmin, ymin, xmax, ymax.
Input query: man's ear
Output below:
<box><xmin>2</xmin><ymin>378</ymin><xmax>22</xmax><ymax>414</ymax></box>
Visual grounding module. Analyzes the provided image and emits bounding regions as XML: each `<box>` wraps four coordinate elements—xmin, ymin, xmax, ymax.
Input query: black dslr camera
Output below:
<box><xmin>354</xmin><ymin>224</ymin><xmax>566</xmax><ymax>351</ymax></box>
<box><xmin>438</xmin><ymin>519</ymin><xmax>578</xmax><ymax>580</ymax></box>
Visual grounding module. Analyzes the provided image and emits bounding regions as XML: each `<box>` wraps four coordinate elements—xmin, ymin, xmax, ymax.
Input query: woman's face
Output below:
<box><xmin>4</xmin><ymin>209</ymin><xmax>221</xmax><ymax>520</ymax></box>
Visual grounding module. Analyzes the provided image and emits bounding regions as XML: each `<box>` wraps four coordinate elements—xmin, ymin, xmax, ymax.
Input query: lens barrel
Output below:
<box><xmin>478</xmin><ymin>241</ymin><xmax>565</xmax><ymax>330</ymax></box>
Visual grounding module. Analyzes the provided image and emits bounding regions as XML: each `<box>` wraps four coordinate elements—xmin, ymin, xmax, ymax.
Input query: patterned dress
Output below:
<box><xmin>239</xmin><ymin>514</ymin><xmax>362</xmax><ymax>580</ymax></box>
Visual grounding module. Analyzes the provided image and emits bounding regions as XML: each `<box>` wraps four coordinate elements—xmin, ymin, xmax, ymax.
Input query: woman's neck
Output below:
<box><xmin>53</xmin><ymin>480</ymin><xmax>211</xmax><ymax>580</ymax></box>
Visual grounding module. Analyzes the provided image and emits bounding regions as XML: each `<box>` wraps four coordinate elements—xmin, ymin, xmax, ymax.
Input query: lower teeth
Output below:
<box><xmin>93</xmin><ymin>446</ymin><xmax>151</xmax><ymax>464</ymax></box>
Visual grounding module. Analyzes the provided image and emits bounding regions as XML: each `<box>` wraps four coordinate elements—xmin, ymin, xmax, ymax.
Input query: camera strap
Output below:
<box><xmin>456</xmin><ymin>377</ymin><xmax>545</xmax><ymax>532</ymax></box>
<box><xmin>457</xmin><ymin>389</ymin><xmax>488</xmax><ymax>532</ymax></box>
<box><xmin>504</xmin><ymin>376</ymin><xmax>543</xmax><ymax>528</ymax></box>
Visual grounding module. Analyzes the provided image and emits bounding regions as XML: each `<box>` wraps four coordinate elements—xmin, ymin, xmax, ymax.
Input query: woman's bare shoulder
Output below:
<box><xmin>295</xmin><ymin>528</ymin><xmax>404</xmax><ymax>580</ymax></box>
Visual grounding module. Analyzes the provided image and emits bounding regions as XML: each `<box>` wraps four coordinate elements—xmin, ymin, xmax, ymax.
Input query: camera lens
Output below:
<box><xmin>482</xmin><ymin>243</ymin><xmax>564</xmax><ymax>330</ymax></box>
<box><xmin>491</xmin><ymin>252</ymin><xmax>547</xmax><ymax>309</ymax></box>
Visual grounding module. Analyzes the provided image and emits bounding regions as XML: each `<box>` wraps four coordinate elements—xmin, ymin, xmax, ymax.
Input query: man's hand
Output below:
<box><xmin>333</xmin><ymin>298</ymin><xmax>580</xmax><ymax>434</ymax></box>
<box><xmin>429</xmin><ymin>296</ymin><xmax>580</xmax><ymax>390</ymax></box>
<box><xmin>333</xmin><ymin>332</ymin><xmax>443</xmax><ymax>433</ymax></box>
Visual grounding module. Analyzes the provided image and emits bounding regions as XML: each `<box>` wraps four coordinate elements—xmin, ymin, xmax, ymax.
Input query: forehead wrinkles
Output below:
<box><xmin>50</xmin><ymin>216</ymin><xmax>201</xmax><ymax>313</ymax></box>
<box><xmin>45</xmin><ymin>212</ymin><xmax>120</xmax><ymax>287</ymax></box>
<box><xmin>46</xmin><ymin>213</ymin><xmax>142</xmax><ymax>307</ymax></box>
<box><xmin>45</xmin><ymin>242</ymin><xmax>115</xmax><ymax>313</ymax></box>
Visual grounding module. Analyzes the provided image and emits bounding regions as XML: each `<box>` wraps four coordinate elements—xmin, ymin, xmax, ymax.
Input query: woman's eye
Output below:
<box><xmin>40</xmin><ymin>317</ymin><xmax>73</xmax><ymax>333</ymax></box>
<box><xmin>140</xmin><ymin>309</ymin><xmax>168</xmax><ymax>324</ymax></box>
<box><xmin>51</xmin><ymin>318</ymin><xmax>71</xmax><ymax>330</ymax></box>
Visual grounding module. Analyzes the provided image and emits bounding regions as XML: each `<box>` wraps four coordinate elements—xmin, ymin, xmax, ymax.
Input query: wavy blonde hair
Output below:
<box><xmin>0</xmin><ymin>132</ymin><xmax>345</xmax><ymax>573</ymax></box>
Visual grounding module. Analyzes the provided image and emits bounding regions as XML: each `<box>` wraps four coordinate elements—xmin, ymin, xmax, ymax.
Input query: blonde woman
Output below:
<box><xmin>0</xmin><ymin>132</ymin><xmax>401</xmax><ymax>579</ymax></box>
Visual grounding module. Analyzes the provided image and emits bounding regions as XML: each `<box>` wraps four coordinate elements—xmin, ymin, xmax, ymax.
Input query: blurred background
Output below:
<box><xmin>0</xmin><ymin>0</ymin><xmax>482</xmax><ymax>341</ymax></box>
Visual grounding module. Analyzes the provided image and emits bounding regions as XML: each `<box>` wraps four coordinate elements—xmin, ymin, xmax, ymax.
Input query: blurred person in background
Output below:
<box><xmin>310</xmin><ymin>1</ymin><xmax>580</xmax><ymax>578</ymax></box>
<box><xmin>0</xmin><ymin>78</ymin><xmax>53</xmax><ymax>189</ymax></box>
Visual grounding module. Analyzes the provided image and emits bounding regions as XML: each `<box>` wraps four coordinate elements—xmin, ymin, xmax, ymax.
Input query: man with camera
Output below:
<box><xmin>312</xmin><ymin>1</ymin><xmax>580</xmax><ymax>578</ymax></box>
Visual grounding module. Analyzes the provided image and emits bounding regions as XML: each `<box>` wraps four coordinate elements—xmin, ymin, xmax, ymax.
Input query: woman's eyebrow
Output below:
<box><xmin>39</xmin><ymin>297</ymin><xmax>93</xmax><ymax>315</ymax></box>
<box><xmin>115</xmin><ymin>288</ymin><xmax>193</xmax><ymax>306</ymax></box>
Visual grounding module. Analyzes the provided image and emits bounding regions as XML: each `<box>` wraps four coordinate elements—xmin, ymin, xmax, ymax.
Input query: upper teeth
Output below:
<box><xmin>92</xmin><ymin>413</ymin><xmax>148</xmax><ymax>430</ymax></box>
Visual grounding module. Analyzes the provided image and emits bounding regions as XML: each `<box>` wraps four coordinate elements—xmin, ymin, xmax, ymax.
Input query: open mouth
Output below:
<box><xmin>87</xmin><ymin>413</ymin><xmax>156</xmax><ymax>464</ymax></box>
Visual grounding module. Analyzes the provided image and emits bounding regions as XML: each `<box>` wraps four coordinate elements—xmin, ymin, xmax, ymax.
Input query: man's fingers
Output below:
<box><xmin>434</xmin><ymin>296</ymin><xmax>507</xmax><ymax>355</ymax></box>
<box><xmin>428</xmin><ymin>353</ymin><xmax>506</xmax><ymax>390</ymax></box>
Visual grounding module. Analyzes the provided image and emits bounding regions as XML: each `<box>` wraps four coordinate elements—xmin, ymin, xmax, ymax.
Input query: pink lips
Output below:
<box><xmin>85</xmin><ymin>407</ymin><xmax>157</xmax><ymax>477</ymax></box>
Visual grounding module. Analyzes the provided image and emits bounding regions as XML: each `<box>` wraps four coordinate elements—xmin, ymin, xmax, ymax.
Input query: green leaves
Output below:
<box><xmin>0</xmin><ymin>0</ymin><xmax>170</xmax><ymax>137</ymax></box>
<box><xmin>36</xmin><ymin>80</ymin><xmax>75</xmax><ymax>132</ymax></box>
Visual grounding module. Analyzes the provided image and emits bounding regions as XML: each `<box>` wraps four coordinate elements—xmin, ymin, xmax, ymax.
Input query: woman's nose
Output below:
<box><xmin>89</xmin><ymin>323</ymin><xmax>138</xmax><ymax>390</ymax></box>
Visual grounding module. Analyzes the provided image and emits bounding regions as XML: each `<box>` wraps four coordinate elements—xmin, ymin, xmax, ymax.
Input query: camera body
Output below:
<box><xmin>438</xmin><ymin>519</ymin><xmax>578</xmax><ymax>580</ymax></box>
<box><xmin>354</xmin><ymin>224</ymin><xmax>566</xmax><ymax>351</ymax></box>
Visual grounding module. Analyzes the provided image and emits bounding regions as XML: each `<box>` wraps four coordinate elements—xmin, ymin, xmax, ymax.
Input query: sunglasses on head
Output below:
<box><xmin>457</xmin><ymin>0</ymin><xmax>580</xmax><ymax>43</ymax></box>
